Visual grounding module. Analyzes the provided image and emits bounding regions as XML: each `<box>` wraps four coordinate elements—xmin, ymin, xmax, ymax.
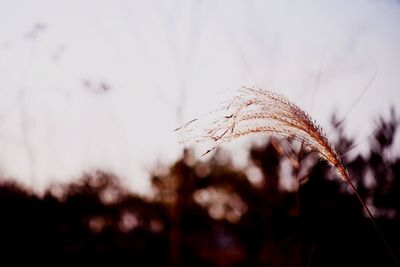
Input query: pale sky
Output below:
<box><xmin>0</xmin><ymin>0</ymin><xmax>399</xmax><ymax>194</ymax></box>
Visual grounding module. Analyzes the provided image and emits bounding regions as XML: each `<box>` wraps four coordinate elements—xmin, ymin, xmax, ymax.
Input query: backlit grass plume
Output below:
<box><xmin>175</xmin><ymin>86</ymin><xmax>399</xmax><ymax>265</ymax></box>
<box><xmin>177</xmin><ymin>86</ymin><xmax>345</xmax><ymax>178</ymax></box>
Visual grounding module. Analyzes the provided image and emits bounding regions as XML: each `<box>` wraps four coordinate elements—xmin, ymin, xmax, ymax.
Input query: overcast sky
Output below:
<box><xmin>0</xmin><ymin>0</ymin><xmax>399</xmax><ymax>194</ymax></box>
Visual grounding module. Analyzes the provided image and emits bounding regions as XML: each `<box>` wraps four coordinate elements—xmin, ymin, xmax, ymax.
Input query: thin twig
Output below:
<box><xmin>176</xmin><ymin>87</ymin><xmax>399</xmax><ymax>266</ymax></box>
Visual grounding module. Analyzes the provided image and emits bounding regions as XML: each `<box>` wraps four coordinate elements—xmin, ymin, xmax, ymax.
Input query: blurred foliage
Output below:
<box><xmin>0</xmin><ymin>111</ymin><xmax>399</xmax><ymax>267</ymax></box>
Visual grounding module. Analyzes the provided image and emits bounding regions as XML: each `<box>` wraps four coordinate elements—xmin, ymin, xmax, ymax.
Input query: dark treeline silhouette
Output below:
<box><xmin>0</xmin><ymin>111</ymin><xmax>399</xmax><ymax>267</ymax></box>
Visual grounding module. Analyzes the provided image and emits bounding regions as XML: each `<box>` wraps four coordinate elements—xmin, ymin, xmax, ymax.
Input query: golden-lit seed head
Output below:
<box><xmin>176</xmin><ymin>86</ymin><xmax>348</xmax><ymax>181</ymax></box>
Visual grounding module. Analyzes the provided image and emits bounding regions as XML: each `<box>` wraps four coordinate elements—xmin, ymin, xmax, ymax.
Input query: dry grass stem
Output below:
<box><xmin>175</xmin><ymin>86</ymin><xmax>399</xmax><ymax>266</ymax></box>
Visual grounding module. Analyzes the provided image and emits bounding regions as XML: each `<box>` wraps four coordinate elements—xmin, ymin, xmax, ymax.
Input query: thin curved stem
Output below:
<box><xmin>345</xmin><ymin>176</ymin><xmax>400</xmax><ymax>267</ymax></box>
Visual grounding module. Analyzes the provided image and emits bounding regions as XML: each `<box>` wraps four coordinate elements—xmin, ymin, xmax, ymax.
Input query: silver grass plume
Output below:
<box><xmin>175</xmin><ymin>86</ymin><xmax>399</xmax><ymax>265</ymax></box>
<box><xmin>176</xmin><ymin>86</ymin><xmax>347</xmax><ymax>179</ymax></box>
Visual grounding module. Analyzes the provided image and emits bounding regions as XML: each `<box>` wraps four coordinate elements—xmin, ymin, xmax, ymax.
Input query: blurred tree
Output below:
<box><xmin>0</xmin><ymin>110</ymin><xmax>399</xmax><ymax>267</ymax></box>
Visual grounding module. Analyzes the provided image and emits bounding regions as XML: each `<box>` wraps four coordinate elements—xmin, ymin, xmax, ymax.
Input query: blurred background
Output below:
<box><xmin>0</xmin><ymin>0</ymin><xmax>400</xmax><ymax>266</ymax></box>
